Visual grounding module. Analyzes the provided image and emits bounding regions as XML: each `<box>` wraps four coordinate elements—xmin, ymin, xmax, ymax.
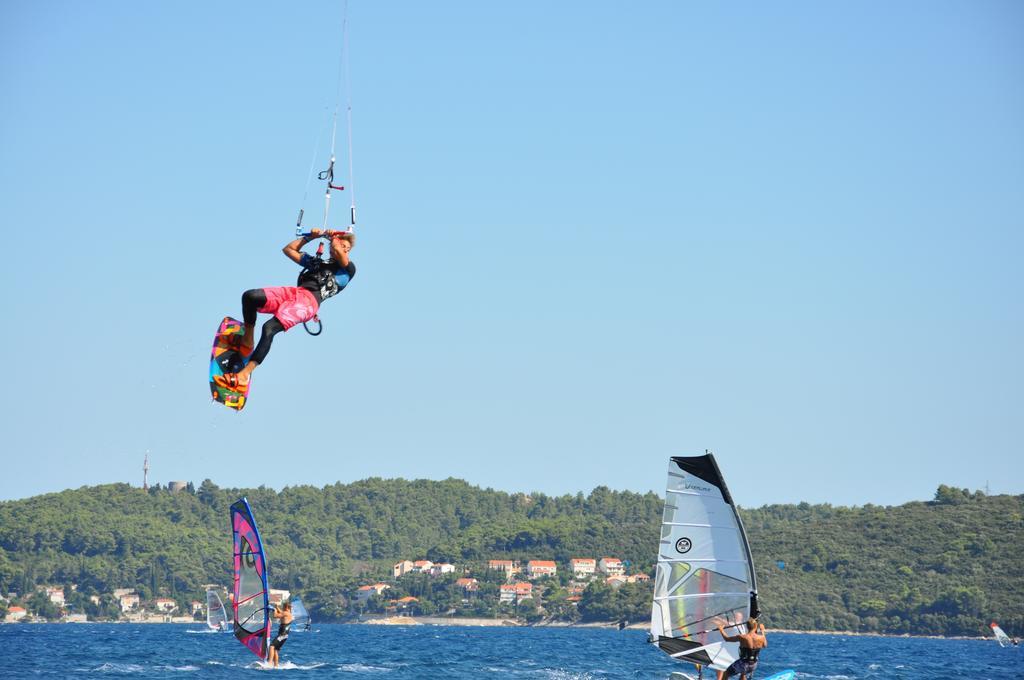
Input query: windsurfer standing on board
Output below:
<box><xmin>267</xmin><ymin>600</ymin><xmax>294</xmax><ymax>668</ymax></box>
<box><xmin>716</xmin><ymin>618</ymin><xmax>767</xmax><ymax>680</ymax></box>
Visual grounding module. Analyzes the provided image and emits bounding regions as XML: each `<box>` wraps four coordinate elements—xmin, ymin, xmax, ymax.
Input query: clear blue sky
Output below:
<box><xmin>1</xmin><ymin>0</ymin><xmax>1021</xmax><ymax>507</ymax></box>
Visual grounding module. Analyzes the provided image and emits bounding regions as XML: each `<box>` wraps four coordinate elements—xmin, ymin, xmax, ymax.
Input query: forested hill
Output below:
<box><xmin>0</xmin><ymin>479</ymin><xmax>1020</xmax><ymax>636</ymax></box>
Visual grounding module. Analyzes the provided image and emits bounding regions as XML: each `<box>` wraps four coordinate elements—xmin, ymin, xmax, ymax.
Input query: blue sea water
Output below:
<box><xmin>3</xmin><ymin>624</ymin><xmax>1020</xmax><ymax>679</ymax></box>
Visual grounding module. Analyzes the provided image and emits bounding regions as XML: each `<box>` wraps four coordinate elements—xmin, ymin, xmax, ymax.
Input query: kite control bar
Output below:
<box><xmin>294</xmin><ymin>228</ymin><xmax>353</xmax><ymax>239</ymax></box>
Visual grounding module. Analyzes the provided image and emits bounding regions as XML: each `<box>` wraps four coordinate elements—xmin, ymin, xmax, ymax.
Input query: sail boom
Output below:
<box><xmin>655</xmin><ymin>592</ymin><xmax>749</xmax><ymax>602</ymax></box>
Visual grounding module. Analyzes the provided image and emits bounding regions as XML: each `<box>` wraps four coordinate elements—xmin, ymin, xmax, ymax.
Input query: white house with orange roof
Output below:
<box><xmin>598</xmin><ymin>557</ymin><xmax>624</xmax><ymax>576</ymax></box>
<box><xmin>488</xmin><ymin>560</ymin><xmax>520</xmax><ymax>576</ymax></box>
<box><xmin>4</xmin><ymin>606</ymin><xmax>27</xmax><ymax>622</ymax></box>
<box><xmin>526</xmin><ymin>560</ymin><xmax>557</xmax><ymax>579</ymax></box>
<box><xmin>412</xmin><ymin>560</ymin><xmax>434</xmax><ymax>573</ymax></box>
<box><xmin>455</xmin><ymin>577</ymin><xmax>479</xmax><ymax>593</ymax></box>
<box><xmin>570</xmin><ymin>558</ymin><xmax>596</xmax><ymax>578</ymax></box>
<box><xmin>44</xmin><ymin>586</ymin><xmax>65</xmax><ymax>606</ymax></box>
<box><xmin>430</xmin><ymin>563</ymin><xmax>456</xmax><ymax>576</ymax></box>
<box><xmin>606</xmin><ymin>575</ymin><xmax>628</xmax><ymax>588</ymax></box>
<box><xmin>393</xmin><ymin>596</ymin><xmax>419</xmax><ymax>611</ymax></box>
<box><xmin>355</xmin><ymin>583</ymin><xmax>391</xmax><ymax>602</ymax></box>
<box><xmin>393</xmin><ymin>560</ymin><xmax>414</xmax><ymax>578</ymax></box>
<box><xmin>499</xmin><ymin>582</ymin><xmax>533</xmax><ymax>605</ymax></box>
<box><xmin>268</xmin><ymin>589</ymin><xmax>291</xmax><ymax>605</ymax></box>
<box><xmin>153</xmin><ymin>597</ymin><xmax>177</xmax><ymax>613</ymax></box>
<box><xmin>119</xmin><ymin>593</ymin><xmax>140</xmax><ymax>612</ymax></box>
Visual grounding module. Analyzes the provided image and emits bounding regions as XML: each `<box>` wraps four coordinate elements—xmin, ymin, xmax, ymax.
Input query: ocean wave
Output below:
<box><xmin>338</xmin><ymin>662</ymin><xmax>394</xmax><ymax>673</ymax></box>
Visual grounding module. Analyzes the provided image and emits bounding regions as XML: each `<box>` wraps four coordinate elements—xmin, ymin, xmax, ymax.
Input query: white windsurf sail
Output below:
<box><xmin>991</xmin><ymin>622</ymin><xmax>1011</xmax><ymax>647</ymax></box>
<box><xmin>206</xmin><ymin>589</ymin><xmax>229</xmax><ymax>631</ymax></box>
<box><xmin>291</xmin><ymin>597</ymin><xmax>311</xmax><ymax>631</ymax></box>
<box><xmin>650</xmin><ymin>454</ymin><xmax>760</xmax><ymax>674</ymax></box>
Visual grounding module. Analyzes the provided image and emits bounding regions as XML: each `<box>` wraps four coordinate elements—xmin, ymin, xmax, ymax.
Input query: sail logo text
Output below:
<box><xmin>684</xmin><ymin>482</ymin><xmax>712</xmax><ymax>493</ymax></box>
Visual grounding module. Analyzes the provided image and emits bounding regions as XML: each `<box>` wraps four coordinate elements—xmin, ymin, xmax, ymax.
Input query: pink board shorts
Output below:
<box><xmin>259</xmin><ymin>286</ymin><xmax>319</xmax><ymax>331</ymax></box>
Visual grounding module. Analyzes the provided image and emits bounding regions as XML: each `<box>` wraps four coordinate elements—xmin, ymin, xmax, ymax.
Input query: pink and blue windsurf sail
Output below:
<box><xmin>231</xmin><ymin>497</ymin><xmax>270</xmax><ymax>659</ymax></box>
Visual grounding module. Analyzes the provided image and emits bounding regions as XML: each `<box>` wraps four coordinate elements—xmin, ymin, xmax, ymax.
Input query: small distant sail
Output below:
<box><xmin>231</xmin><ymin>498</ymin><xmax>271</xmax><ymax>659</ymax></box>
<box><xmin>650</xmin><ymin>454</ymin><xmax>760</xmax><ymax>674</ymax></box>
<box><xmin>991</xmin><ymin>622</ymin><xmax>1011</xmax><ymax>647</ymax></box>
<box><xmin>206</xmin><ymin>589</ymin><xmax>229</xmax><ymax>632</ymax></box>
<box><xmin>291</xmin><ymin>597</ymin><xmax>311</xmax><ymax>631</ymax></box>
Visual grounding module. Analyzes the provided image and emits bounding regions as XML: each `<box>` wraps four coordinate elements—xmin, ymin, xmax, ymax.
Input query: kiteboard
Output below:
<box><xmin>210</xmin><ymin>317</ymin><xmax>252</xmax><ymax>411</ymax></box>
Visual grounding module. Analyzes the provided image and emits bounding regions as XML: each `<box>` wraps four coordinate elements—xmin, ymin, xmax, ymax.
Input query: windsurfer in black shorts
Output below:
<box><xmin>717</xmin><ymin>618</ymin><xmax>767</xmax><ymax>680</ymax></box>
<box><xmin>267</xmin><ymin>600</ymin><xmax>294</xmax><ymax>668</ymax></box>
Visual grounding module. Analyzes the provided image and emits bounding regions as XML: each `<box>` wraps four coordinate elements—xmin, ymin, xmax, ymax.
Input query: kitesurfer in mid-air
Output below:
<box><xmin>267</xmin><ymin>599</ymin><xmax>294</xmax><ymax>668</ymax></box>
<box><xmin>716</xmin><ymin>618</ymin><xmax>767</xmax><ymax>680</ymax></box>
<box><xmin>214</xmin><ymin>229</ymin><xmax>356</xmax><ymax>390</ymax></box>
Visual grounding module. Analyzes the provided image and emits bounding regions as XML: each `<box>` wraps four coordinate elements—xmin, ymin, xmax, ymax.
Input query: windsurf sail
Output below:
<box><xmin>206</xmin><ymin>589</ymin><xmax>229</xmax><ymax>632</ymax></box>
<box><xmin>231</xmin><ymin>498</ymin><xmax>271</xmax><ymax>658</ymax></box>
<box><xmin>291</xmin><ymin>597</ymin><xmax>311</xmax><ymax>631</ymax></box>
<box><xmin>991</xmin><ymin>622</ymin><xmax>1011</xmax><ymax>647</ymax></box>
<box><xmin>650</xmin><ymin>454</ymin><xmax>760</xmax><ymax>674</ymax></box>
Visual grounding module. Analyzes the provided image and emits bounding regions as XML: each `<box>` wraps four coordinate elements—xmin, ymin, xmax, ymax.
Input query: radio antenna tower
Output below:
<box><xmin>143</xmin><ymin>451</ymin><xmax>150</xmax><ymax>491</ymax></box>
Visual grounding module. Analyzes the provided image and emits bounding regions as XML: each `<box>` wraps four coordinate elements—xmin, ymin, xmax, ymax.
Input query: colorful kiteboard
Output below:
<box><xmin>761</xmin><ymin>671</ymin><xmax>797</xmax><ymax>680</ymax></box>
<box><xmin>210</xmin><ymin>317</ymin><xmax>252</xmax><ymax>411</ymax></box>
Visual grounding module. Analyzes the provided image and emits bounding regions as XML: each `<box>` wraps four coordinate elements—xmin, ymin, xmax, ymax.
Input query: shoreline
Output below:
<box><xmin>1</xmin><ymin>618</ymin><xmax>991</xmax><ymax>640</ymax></box>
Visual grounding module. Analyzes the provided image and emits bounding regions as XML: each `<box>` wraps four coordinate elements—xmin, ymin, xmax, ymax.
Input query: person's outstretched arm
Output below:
<box><xmin>717</xmin><ymin>624</ymin><xmax>741</xmax><ymax>642</ymax></box>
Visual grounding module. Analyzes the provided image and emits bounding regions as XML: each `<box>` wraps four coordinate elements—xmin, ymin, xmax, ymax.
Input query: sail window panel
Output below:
<box><xmin>654</xmin><ymin>561</ymin><xmax>692</xmax><ymax>598</ymax></box>
<box><xmin>237</xmin><ymin>535</ymin><xmax>266</xmax><ymax>633</ymax></box>
<box><xmin>673</xmin><ymin>568</ymin><xmax>749</xmax><ymax>598</ymax></box>
<box><xmin>660</xmin><ymin>593</ymin><xmax>750</xmax><ymax>636</ymax></box>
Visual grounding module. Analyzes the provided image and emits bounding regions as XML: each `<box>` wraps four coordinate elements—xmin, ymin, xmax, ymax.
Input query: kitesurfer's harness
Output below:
<box><xmin>296</xmin><ymin>233</ymin><xmax>347</xmax><ymax>336</ymax></box>
<box><xmin>739</xmin><ymin>647</ymin><xmax>761</xmax><ymax>663</ymax></box>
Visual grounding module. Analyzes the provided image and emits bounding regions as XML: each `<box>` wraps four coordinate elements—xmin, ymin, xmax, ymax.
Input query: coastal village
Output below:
<box><xmin>1</xmin><ymin>555</ymin><xmax>649</xmax><ymax>624</ymax></box>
